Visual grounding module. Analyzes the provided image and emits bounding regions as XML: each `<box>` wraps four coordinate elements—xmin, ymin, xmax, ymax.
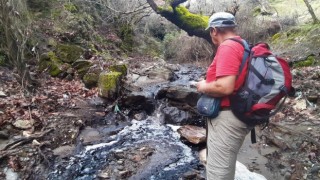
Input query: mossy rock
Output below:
<box><xmin>56</xmin><ymin>44</ymin><xmax>84</xmax><ymax>64</ymax></box>
<box><xmin>293</xmin><ymin>55</ymin><xmax>318</xmax><ymax>68</ymax></box>
<box><xmin>39</xmin><ymin>52</ymin><xmax>64</xmax><ymax>77</ymax></box>
<box><xmin>109</xmin><ymin>64</ymin><xmax>128</xmax><ymax>76</ymax></box>
<box><xmin>98</xmin><ymin>71</ymin><xmax>123</xmax><ymax>99</ymax></box>
<box><xmin>72</xmin><ymin>59</ymin><xmax>93</xmax><ymax>78</ymax></box>
<box><xmin>83</xmin><ymin>72</ymin><xmax>99</xmax><ymax>88</ymax></box>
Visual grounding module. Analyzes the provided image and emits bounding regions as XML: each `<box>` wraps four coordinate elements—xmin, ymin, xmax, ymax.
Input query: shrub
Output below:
<box><xmin>163</xmin><ymin>31</ymin><xmax>212</xmax><ymax>66</ymax></box>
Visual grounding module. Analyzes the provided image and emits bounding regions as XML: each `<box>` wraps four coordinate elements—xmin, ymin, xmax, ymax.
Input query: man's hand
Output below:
<box><xmin>196</xmin><ymin>75</ymin><xmax>236</xmax><ymax>97</ymax></box>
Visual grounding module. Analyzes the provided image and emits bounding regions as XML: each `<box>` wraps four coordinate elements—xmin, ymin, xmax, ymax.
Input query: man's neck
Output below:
<box><xmin>218</xmin><ymin>33</ymin><xmax>238</xmax><ymax>45</ymax></box>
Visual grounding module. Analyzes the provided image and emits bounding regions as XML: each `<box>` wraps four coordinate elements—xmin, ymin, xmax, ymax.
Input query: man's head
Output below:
<box><xmin>206</xmin><ymin>12</ymin><xmax>237</xmax><ymax>45</ymax></box>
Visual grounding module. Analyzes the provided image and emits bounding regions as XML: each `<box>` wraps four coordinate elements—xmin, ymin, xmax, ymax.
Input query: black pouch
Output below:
<box><xmin>196</xmin><ymin>94</ymin><xmax>221</xmax><ymax>118</ymax></box>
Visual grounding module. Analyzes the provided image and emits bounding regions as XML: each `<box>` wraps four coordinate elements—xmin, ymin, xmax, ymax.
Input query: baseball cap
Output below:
<box><xmin>205</xmin><ymin>12</ymin><xmax>237</xmax><ymax>30</ymax></box>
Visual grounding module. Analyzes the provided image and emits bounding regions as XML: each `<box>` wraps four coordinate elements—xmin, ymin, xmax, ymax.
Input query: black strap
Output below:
<box><xmin>228</xmin><ymin>38</ymin><xmax>251</xmax><ymax>76</ymax></box>
<box><xmin>249</xmin><ymin>62</ymin><xmax>275</xmax><ymax>85</ymax></box>
<box><xmin>251</xmin><ymin>128</ymin><xmax>256</xmax><ymax>144</ymax></box>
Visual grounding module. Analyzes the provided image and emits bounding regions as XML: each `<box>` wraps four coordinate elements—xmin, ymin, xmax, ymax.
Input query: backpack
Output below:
<box><xmin>229</xmin><ymin>38</ymin><xmax>293</xmax><ymax>130</ymax></box>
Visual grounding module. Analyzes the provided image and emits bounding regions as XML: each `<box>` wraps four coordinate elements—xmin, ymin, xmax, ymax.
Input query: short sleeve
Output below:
<box><xmin>215</xmin><ymin>44</ymin><xmax>243</xmax><ymax>78</ymax></box>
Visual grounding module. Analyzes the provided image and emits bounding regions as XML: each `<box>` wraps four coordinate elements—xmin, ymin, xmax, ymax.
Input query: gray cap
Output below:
<box><xmin>205</xmin><ymin>12</ymin><xmax>237</xmax><ymax>30</ymax></box>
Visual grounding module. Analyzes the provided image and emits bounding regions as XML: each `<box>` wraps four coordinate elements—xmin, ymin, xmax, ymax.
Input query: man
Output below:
<box><xmin>196</xmin><ymin>12</ymin><xmax>252</xmax><ymax>179</ymax></box>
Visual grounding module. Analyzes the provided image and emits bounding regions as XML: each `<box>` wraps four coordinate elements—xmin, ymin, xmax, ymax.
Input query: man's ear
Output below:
<box><xmin>210</xmin><ymin>28</ymin><xmax>217</xmax><ymax>36</ymax></box>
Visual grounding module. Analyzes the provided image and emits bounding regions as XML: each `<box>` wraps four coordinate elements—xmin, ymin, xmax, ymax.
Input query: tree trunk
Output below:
<box><xmin>303</xmin><ymin>0</ymin><xmax>319</xmax><ymax>24</ymax></box>
<box><xmin>146</xmin><ymin>0</ymin><xmax>211</xmax><ymax>43</ymax></box>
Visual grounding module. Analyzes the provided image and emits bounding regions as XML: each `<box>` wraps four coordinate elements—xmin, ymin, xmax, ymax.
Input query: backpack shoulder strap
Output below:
<box><xmin>228</xmin><ymin>38</ymin><xmax>251</xmax><ymax>75</ymax></box>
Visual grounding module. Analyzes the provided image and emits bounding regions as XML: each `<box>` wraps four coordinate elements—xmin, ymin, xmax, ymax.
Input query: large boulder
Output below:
<box><xmin>39</xmin><ymin>52</ymin><xmax>68</xmax><ymax>77</ymax></box>
<box><xmin>157</xmin><ymin>86</ymin><xmax>200</xmax><ymax>107</ymax></box>
<box><xmin>98</xmin><ymin>71</ymin><xmax>123</xmax><ymax>99</ymax></box>
<box><xmin>56</xmin><ymin>44</ymin><xmax>84</xmax><ymax>64</ymax></box>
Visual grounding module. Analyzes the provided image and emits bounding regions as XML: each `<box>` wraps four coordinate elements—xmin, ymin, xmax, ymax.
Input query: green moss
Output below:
<box><xmin>39</xmin><ymin>52</ymin><xmax>63</xmax><ymax>77</ymax></box>
<box><xmin>175</xmin><ymin>6</ymin><xmax>208</xmax><ymax>29</ymax></box>
<box><xmin>293</xmin><ymin>55</ymin><xmax>318</xmax><ymax>68</ymax></box>
<box><xmin>98</xmin><ymin>71</ymin><xmax>122</xmax><ymax>98</ymax></box>
<box><xmin>56</xmin><ymin>44</ymin><xmax>83</xmax><ymax>63</ymax></box>
<box><xmin>64</xmin><ymin>3</ymin><xmax>78</xmax><ymax>13</ymax></box>
<box><xmin>271</xmin><ymin>33</ymin><xmax>281</xmax><ymax>41</ymax></box>
<box><xmin>109</xmin><ymin>64</ymin><xmax>127</xmax><ymax>76</ymax></box>
<box><xmin>253</xmin><ymin>7</ymin><xmax>261</xmax><ymax>16</ymax></box>
<box><xmin>83</xmin><ymin>72</ymin><xmax>99</xmax><ymax>88</ymax></box>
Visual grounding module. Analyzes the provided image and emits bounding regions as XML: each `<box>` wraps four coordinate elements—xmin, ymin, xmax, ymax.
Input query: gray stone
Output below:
<box><xmin>53</xmin><ymin>145</ymin><xmax>75</xmax><ymax>158</ymax></box>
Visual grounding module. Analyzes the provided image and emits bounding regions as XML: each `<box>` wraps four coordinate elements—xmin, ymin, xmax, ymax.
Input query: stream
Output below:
<box><xmin>47</xmin><ymin>64</ymin><xmax>268</xmax><ymax>180</ymax></box>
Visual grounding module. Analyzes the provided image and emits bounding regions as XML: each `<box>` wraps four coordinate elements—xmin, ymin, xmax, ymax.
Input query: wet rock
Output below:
<box><xmin>121</xmin><ymin>94</ymin><xmax>155</xmax><ymax>114</ymax></box>
<box><xmin>177</xmin><ymin>125</ymin><xmax>206</xmax><ymax>144</ymax></box>
<box><xmin>119</xmin><ymin>170</ymin><xmax>131</xmax><ymax>179</ymax></box>
<box><xmin>126</xmin><ymin>65</ymin><xmax>174</xmax><ymax>89</ymax></box>
<box><xmin>12</xmin><ymin>120</ymin><xmax>33</xmax><ymax>130</ymax></box>
<box><xmin>53</xmin><ymin>145</ymin><xmax>75</xmax><ymax>158</ymax></box>
<box><xmin>162</xmin><ymin>106</ymin><xmax>190</xmax><ymax>125</ymax></box>
<box><xmin>157</xmin><ymin>86</ymin><xmax>200</xmax><ymax>107</ymax></box>
<box><xmin>97</xmin><ymin>171</ymin><xmax>110</xmax><ymax>179</ymax></box>
<box><xmin>182</xmin><ymin>170</ymin><xmax>198</xmax><ymax>179</ymax></box>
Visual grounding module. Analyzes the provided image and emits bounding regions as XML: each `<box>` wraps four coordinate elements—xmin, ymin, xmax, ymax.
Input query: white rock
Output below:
<box><xmin>0</xmin><ymin>91</ymin><xmax>6</xmax><ymax>97</ymax></box>
<box><xmin>4</xmin><ymin>168</ymin><xmax>19</xmax><ymax>180</ymax></box>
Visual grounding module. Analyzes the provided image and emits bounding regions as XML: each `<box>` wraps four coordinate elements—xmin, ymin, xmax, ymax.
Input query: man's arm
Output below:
<box><xmin>196</xmin><ymin>75</ymin><xmax>236</xmax><ymax>97</ymax></box>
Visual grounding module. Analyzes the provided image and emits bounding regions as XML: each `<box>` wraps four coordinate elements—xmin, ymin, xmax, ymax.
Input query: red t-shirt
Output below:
<box><xmin>206</xmin><ymin>36</ymin><xmax>246</xmax><ymax>107</ymax></box>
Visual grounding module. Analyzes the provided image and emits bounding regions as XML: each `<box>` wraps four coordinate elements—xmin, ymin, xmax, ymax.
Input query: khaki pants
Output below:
<box><xmin>206</xmin><ymin>110</ymin><xmax>252</xmax><ymax>180</ymax></box>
